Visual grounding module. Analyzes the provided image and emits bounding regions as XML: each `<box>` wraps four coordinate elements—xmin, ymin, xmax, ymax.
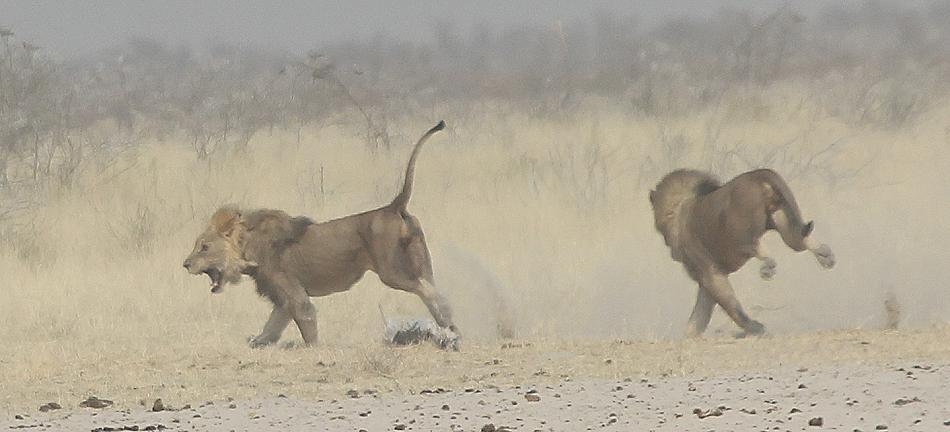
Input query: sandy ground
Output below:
<box><xmin>5</xmin><ymin>327</ymin><xmax>950</xmax><ymax>431</ymax></box>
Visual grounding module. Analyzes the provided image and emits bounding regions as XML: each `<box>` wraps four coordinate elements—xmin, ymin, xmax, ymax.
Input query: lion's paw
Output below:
<box><xmin>736</xmin><ymin>320</ymin><xmax>766</xmax><ymax>338</ymax></box>
<box><xmin>813</xmin><ymin>244</ymin><xmax>835</xmax><ymax>269</ymax></box>
<box><xmin>247</xmin><ymin>335</ymin><xmax>276</xmax><ymax>349</ymax></box>
<box><xmin>759</xmin><ymin>258</ymin><xmax>777</xmax><ymax>280</ymax></box>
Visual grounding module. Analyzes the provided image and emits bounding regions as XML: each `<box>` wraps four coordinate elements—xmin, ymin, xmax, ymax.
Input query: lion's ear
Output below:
<box><xmin>289</xmin><ymin>216</ymin><xmax>313</xmax><ymax>241</ymax></box>
<box><xmin>649</xmin><ymin>190</ymin><xmax>657</xmax><ymax>205</ymax></box>
<box><xmin>210</xmin><ymin>207</ymin><xmax>243</xmax><ymax>237</ymax></box>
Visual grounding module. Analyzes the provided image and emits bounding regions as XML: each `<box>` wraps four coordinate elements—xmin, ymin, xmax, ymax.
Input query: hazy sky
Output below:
<box><xmin>0</xmin><ymin>0</ymin><xmax>918</xmax><ymax>59</ymax></box>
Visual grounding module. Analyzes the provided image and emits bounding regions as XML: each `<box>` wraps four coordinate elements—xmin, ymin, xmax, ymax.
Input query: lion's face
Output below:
<box><xmin>182</xmin><ymin>208</ymin><xmax>257</xmax><ymax>293</ymax></box>
<box><xmin>649</xmin><ymin>189</ymin><xmax>677</xmax><ymax>248</ymax></box>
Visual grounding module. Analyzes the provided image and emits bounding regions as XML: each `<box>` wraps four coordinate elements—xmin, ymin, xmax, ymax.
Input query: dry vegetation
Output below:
<box><xmin>1</xmin><ymin>2</ymin><xmax>950</xmax><ymax>413</ymax></box>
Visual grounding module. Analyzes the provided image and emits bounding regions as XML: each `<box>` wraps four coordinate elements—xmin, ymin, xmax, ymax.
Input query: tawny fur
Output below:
<box><xmin>650</xmin><ymin>168</ymin><xmax>836</xmax><ymax>337</ymax></box>
<box><xmin>183</xmin><ymin>121</ymin><xmax>460</xmax><ymax>349</ymax></box>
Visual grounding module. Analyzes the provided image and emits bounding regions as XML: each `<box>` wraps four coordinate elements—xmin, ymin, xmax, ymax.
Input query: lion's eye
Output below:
<box><xmin>200</xmin><ymin>244</ymin><xmax>209</xmax><ymax>252</ymax></box>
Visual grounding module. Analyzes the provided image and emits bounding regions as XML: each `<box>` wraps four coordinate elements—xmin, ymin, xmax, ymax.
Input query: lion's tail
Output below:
<box><xmin>756</xmin><ymin>169</ymin><xmax>813</xmax><ymax>251</ymax></box>
<box><xmin>390</xmin><ymin>120</ymin><xmax>446</xmax><ymax>211</ymax></box>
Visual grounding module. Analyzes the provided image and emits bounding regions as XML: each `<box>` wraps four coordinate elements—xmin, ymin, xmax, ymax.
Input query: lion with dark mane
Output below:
<box><xmin>650</xmin><ymin>168</ymin><xmax>836</xmax><ymax>337</ymax></box>
<box><xmin>183</xmin><ymin>121</ymin><xmax>460</xmax><ymax>349</ymax></box>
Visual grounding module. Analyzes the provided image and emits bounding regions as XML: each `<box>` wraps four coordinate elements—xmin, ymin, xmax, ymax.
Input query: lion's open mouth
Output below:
<box><xmin>204</xmin><ymin>268</ymin><xmax>223</xmax><ymax>293</ymax></box>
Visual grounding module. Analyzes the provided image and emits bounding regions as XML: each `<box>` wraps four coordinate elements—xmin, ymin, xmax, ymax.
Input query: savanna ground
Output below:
<box><xmin>2</xmin><ymin>3</ymin><xmax>950</xmax><ymax>430</ymax></box>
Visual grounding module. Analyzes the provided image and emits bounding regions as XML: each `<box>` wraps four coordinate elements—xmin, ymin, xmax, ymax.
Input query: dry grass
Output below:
<box><xmin>1</xmin><ymin>93</ymin><xmax>949</xmax><ymax>413</ymax></box>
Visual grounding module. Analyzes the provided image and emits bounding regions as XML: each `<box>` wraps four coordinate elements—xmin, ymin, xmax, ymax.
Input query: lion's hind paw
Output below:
<box><xmin>813</xmin><ymin>244</ymin><xmax>835</xmax><ymax>269</ymax></box>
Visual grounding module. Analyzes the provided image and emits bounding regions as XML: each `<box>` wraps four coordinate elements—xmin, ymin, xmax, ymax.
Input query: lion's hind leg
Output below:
<box><xmin>374</xmin><ymin>214</ymin><xmax>460</xmax><ymax>349</ymax></box>
<box><xmin>771</xmin><ymin>210</ymin><xmax>836</xmax><ymax>270</ymax></box>
<box><xmin>380</xmin><ymin>275</ymin><xmax>460</xmax><ymax>350</ymax></box>
<box><xmin>411</xmin><ymin>279</ymin><xmax>460</xmax><ymax>350</ymax></box>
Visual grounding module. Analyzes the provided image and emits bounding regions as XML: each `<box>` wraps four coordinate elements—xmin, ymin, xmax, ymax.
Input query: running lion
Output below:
<box><xmin>650</xmin><ymin>168</ymin><xmax>836</xmax><ymax>337</ymax></box>
<box><xmin>183</xmin><ymin>121</ymin><xmax>460</xmax><ymax>349</ymax></box>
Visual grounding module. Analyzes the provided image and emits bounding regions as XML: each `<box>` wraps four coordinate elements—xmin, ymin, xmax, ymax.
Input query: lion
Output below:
<box><xmin>649</xmin><ymin>168</ymin><xmax>836</xmax><ymax>337</ymax></box>
<box><xmin>182</xmin><ymin>121</ymin><xmax>460</xmax><ymax>349</ymax></box>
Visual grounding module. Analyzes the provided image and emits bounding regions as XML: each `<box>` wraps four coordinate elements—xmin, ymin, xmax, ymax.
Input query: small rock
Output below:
<box><xmin>481</xmin><ymin>424</ymin><xmax>496</xmax><ymax>432</ymax></box>
<box><xmin>525</xmin><ymin>393</ymin><xmax>541</xmax><ymax>402</ymax></box>
<box><xmin>693</xmin><ymin>408</ymin><xmax>723</xmax><ymax>419</ymax></box>
<box><xmin>893</xmin><ymin>397</ymin><xmax>921</xmax><ymax>406</ymax></box>
<box><xmin>151</xmin><ymin>399</ymin><xmax>165</xmax><ymax>412</ymax></box>
<box><xmin>809</xmin><ymin>417</ymin><xmax>823</xmax><ymax>427</ymax></box>
<box><xmin>441</xmin><ymin>404</ymin><xmax>450</xmax><ymax>411</ymax></box>
<box><xmin>875</xmin><ymin>425</ymin><xmax>888</xmax><ymax>430</ymax></box>
<box><xmin>39</xmin><ymin>402</ymin><xmax>62</xmax><ymax>412</ymax></box>
<box><xmin>79</xmin><ymin>397</ymin><xmax>113</xmax><ymax>409</ymax></box>
<box><xmin>394</xmin><ymin>424</ymin><xmax>407</xmax><ymax>431</ymax></box>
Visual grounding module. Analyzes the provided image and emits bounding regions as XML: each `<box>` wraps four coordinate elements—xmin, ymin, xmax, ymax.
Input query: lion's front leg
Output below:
<box><xmin>248</xmin><ymin>306</ymin><xmax>291</xmax><ymax>348</ymax></box>
<box><xmin>700</xmin><ymin>271</ymin><xmax>765</xmax><ymax>336</ymax></box>
<box><xmin>686</xmin><ymin>286</ymin><xmax>715</xmax><ymax>337</ymax></box>
<box><xmin>804</xmin><ymin>237</ymin><xmax>836</xmax><ymax>269</ymax></box>
<box><xmin>267</xmin><ymin>273</ymin><xmax>319</xmax><ymax>346</ymax></box>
